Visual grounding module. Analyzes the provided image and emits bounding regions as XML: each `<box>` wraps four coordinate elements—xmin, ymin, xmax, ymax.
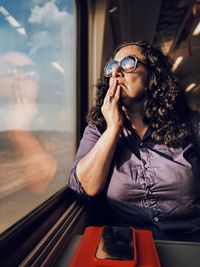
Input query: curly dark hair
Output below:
<box><xmin>87</xmin><ymin>40</ymin><xmax>191</xmax><ymax>147</ymax></box>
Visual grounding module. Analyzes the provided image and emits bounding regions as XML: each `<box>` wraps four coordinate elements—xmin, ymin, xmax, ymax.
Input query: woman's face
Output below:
<box><xmin>110</xmin><ymin>45</ymin><xmax>149</xmax><ymax>108</ymax></box>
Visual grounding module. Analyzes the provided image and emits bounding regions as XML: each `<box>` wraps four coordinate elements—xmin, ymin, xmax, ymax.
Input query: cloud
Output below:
<box><xmin>29</xmin><ymin>1</ymin><xmax>68</xmax><ymax>28</ymax></box>
<box><xmin>27</xmin><ymin>30</ymin><xmax>55</xmax><ymax>55</ymax></box>
<box><xmin>27</xmin><ymin>1</ymin><xmax>73</xmax><ymax>55</ymax></box>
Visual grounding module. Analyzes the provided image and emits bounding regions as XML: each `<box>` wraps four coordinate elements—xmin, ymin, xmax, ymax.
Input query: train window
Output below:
<box><xmin>0</xmin><ymin>0</ymin><xmax>77</xmax><ymax>233</ymax></box>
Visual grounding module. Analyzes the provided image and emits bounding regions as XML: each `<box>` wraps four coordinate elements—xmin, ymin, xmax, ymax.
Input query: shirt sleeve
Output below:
<box><xmin>68</xmin><ymin>124</ymin><xmax>102</xmax><ymax>200</ymax></box>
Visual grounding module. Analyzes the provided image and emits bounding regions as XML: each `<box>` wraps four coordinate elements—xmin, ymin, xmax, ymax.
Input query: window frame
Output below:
<box><xmin>0</xmin><ymin>187</ymin><xmax>73</xmax><ymax>265</ymax></box>
<box><xmin>0</xmin><ymin>0</ymin><xmax>89</xmax><ymax>265</ymax></box>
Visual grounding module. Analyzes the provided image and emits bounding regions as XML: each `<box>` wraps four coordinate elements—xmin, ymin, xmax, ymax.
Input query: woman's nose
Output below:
<box><xmin>112</xmin><ymin>65</ymin><xmax>123</xmax><ymax>78</ymax></box>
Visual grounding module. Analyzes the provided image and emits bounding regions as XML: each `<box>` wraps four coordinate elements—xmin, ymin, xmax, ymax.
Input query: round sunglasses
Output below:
<box><xmin>104</xmin><ymin>55</ymin><xmax>147</xmax><ymax>77</ymax></box>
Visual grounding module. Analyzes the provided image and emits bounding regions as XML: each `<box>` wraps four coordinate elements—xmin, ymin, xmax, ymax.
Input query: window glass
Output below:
<box><xmin>0</xmin><ymin>0</ymin><xmax>76</xmax><ymax>233</ymax></box>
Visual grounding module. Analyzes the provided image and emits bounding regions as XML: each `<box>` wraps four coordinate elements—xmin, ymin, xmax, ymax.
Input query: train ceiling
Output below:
<box><xmin>108</xmin><ymin>0</ymin><xmax>200</xmax><ymax>105</ymax></box>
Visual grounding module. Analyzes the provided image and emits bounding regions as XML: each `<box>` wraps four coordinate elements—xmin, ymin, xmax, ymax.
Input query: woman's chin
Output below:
<box><xmin>121</xmin><ymin>95</ymin><xmax>145</xmax><ymax>111</ymax></box>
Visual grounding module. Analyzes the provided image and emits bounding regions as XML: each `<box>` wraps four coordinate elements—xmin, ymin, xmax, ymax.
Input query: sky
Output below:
<box><xmin>0</xmin><ymin>0</ymin><xmax>77</xmax><ymax>131</ymax></box>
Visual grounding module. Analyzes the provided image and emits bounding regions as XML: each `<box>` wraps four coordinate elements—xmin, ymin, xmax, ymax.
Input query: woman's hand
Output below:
<box><xmin>101</xmin><ymin>79</ymin><xmax>124</xmax><ymax>133</ymax></box>
<box><xmin>76</xmin><ymin>79</ymin><xmax>124</xmax><ymax>196</ymax></box>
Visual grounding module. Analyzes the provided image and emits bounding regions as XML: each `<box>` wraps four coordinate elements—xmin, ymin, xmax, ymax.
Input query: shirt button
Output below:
<box><xmin>139</xmin><ymin>142</ymin><xmax>143</xmax><ymax>147</ymax></box>
<box><xmin>154</xmin><ymin>216</ymin><xmax>159</xmax><ymax>222</ymax></box>
<box><xmin>144</xmin><ymin>163</ymin><xmax>149</xmax><ymax>169</ymax></box>
<box><xmin>147</xmin><ymin>189</ymin><xmax>152</xmax><ymax>195</ymax></box>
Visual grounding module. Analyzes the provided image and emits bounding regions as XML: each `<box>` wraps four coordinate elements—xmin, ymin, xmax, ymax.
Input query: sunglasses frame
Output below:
<box><xmin>104</xmin><ymin>55</ymin><xmax>147</xmax><ymax>77</ymax></box>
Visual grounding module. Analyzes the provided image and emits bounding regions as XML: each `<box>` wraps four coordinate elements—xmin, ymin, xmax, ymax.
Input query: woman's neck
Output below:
<box><xmin>124</xmin><ymin>105</ymin><xmax>148</xmax><ymax>140</ymax></box>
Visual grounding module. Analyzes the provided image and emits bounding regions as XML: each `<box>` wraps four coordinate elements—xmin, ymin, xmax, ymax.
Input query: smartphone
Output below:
<box><xmin>95</xmin><ymin>226</ymin><xmax>134</xmax><ymax>260</ymax></box>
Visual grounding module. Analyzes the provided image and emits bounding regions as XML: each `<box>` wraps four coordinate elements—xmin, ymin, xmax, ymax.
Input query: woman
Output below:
<box><xmin>69</xmin><ymin>40</ymin><xmax>200</xmax><ymax>241</ymax></box>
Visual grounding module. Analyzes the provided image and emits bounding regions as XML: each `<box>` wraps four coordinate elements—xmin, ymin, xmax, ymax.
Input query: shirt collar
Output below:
<box><xmin>122</xmin><ymin>125</ymin><xmax>153</xmax><ymax>142</ymax></box>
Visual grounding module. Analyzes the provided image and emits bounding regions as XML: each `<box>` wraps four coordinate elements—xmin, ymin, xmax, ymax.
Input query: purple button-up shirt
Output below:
<box><xmin>69</xmin><ymin>113</ymin><xmax>200</xmax><ymax>241</ymax></box>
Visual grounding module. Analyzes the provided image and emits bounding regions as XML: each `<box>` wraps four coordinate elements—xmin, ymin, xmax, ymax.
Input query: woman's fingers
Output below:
<box><xmin>113</xmin><ymin>85</ymin><xmax>121</xmax><ymax>103</ymax></box>
<box><xmin>104</xmin><ymin>79</ymin><xmax>118</xmax><ymax>104</ymax></box>
<box><xmin>108</xmin><ymin>79</ymin><xmax>117</xmax><ymax>96</ymax></box>
<box><xmin>101</xmin><ymin>82</ymin><xmax>123</xmax><ymax>131</ymax></box>
<box><xmin>103</xmin><ymin>79</ymin><xmax>122</xmax><ymax>108</ymax></box>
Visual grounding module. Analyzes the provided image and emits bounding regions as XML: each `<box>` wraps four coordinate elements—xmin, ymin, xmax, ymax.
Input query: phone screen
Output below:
<box><xmin>95</xmin><ymin>226</ymin><xmax>134</xmax><ymax>260</ymax></box>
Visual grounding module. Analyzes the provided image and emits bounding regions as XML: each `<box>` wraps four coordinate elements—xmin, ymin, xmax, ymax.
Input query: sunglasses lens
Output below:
<box><xmin>104</xmin><ymin>60</ymin><xmax>118</xmax><ymax>77</ymax></box>
<box><xmin>121</xmin><ymin>56</ymin><xmax>137</xmax><ymax>72</ymax></box>
<box><xmin>104</xmin><ymin>56</ymin><xmax>138</xmax><ymax>77</ymax></box>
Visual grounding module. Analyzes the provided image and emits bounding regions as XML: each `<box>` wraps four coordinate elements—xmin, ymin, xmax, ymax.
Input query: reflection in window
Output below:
<box><xmin>0</xmin><ymin>0</ymin><xmax>76</xmax><ymax>233</ymax></box>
